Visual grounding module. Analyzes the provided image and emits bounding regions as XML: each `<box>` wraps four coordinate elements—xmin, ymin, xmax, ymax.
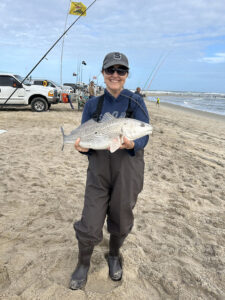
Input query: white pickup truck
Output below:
<box><xmin>0</xmin><ymin>73</ymin><xmax>59</xmax><ymax>112</ymax></box>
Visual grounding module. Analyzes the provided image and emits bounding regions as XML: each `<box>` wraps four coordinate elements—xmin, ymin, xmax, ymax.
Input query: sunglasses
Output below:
<box><xmin>104</xmin><ymin>66</ymin><xmax>128</xmax><ymax>76</ymax></box>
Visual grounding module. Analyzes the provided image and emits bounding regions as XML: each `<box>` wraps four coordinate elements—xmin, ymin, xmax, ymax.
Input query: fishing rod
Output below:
<box><xmin>3</xmin><ymin>0</ymin><xmax>97</xmax><ymax>105</ymax></box>
<box><xmin>142</xmin><ymin>53</ymin><xmax>165</xmax><ymax>91</ymax></box>
<box><xmin>146</xmin><ymin>52</ymin><xmax>170</xmax><ymax>91</ymax></box>
<box><xmin>120</xmin><ymin>93</ymin><xmax>149</xmax><ymax>119</ymax></box>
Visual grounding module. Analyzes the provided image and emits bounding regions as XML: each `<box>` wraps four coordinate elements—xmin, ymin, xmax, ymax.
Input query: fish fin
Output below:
<box><xmin>61</xmin><ymin>126</ymin><xmax>65</xmax><ymax>151</ymax></box>
<box><xmin>100</xmin><ymin>112</ymin><xmax>116</xmax><ymax>123</ymax></box>
<box><xmin>77</xmin><ymin>119</ymin><xmax>96</xmax><ymax>128</ymax></box>
<box><xmin>109</xmin><ymin>137</ymin><xmax>122</xmax><ymax>153</ymax></box>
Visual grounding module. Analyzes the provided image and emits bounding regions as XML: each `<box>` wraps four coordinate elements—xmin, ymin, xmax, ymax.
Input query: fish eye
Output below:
<box><xmin>140</xmin><ymin>123</ymin><xmax>145</xmax><ymax>127</ymax></box>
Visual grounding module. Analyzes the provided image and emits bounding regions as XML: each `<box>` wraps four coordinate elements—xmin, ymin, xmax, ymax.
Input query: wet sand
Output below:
<box><xmin>0</xmin><ymin>101</ymin><xmax>225</xmax><ymax>299</ymax></box>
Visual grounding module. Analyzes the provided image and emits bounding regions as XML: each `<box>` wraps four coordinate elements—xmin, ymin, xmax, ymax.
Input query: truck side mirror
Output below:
<box><xmin>13</xmin><ymin>81</ymin><xmax>23</xmax><ymax>88</ymax></box>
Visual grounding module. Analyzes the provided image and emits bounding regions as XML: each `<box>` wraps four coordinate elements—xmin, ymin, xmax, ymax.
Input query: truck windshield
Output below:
<box><xmin>14</xmin><ymin>75</ymin><xmax>31</xmax><ymax>85</ymax></box>
<box><xmin>51</xmin><ymin>81</ymin><xmax>60</xmax><ymax>87</ymax></box>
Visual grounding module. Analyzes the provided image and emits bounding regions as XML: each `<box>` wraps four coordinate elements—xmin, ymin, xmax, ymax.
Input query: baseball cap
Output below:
<box><xmin>102</xmin><ymin>52</ymin><xmax>129</xmax><ymax>69</ymax></box>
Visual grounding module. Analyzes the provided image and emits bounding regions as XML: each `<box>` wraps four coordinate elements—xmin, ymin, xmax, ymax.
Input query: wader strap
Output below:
<box><xmin>92</xmin><ymin>93</ymin><xmax>134</xmax><ymax>121</ymax></box>
<box><xmin>125</xmin><ymin>98</ymin><xmax>134</xmax><ymax>118</ymax></box>
<box><xmin>92</xmin><ymin>94</ymin><xmax>105</xmax><ymax>122</ymax></box>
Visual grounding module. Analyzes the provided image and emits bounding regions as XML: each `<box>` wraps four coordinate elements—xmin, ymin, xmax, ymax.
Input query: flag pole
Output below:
<box><xmin>60</xmin><ymin>0</ymin><xmax>72</xmax><ymax>88</ymax></box>
<box><xmin>3</xmin><ymin>0</ymin><xmax>97</xmax><ymax>105</ymax></box>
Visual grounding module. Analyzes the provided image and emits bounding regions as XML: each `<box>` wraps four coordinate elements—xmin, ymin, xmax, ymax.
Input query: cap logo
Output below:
<box><xmin>114</xmin><ymin>52</ymin><xmax>122</xmax><ymax>60</ymax></box>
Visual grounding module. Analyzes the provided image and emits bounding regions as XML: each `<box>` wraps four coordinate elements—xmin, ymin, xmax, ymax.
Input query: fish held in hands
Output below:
<box><xmin>61</xmin><ymin>113</ymin><xmax>153</xmax><ymax>152</ymax></box>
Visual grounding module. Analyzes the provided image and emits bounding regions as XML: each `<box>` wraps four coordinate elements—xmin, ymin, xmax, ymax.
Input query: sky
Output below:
<box><xmin>0</xmin><ymin>0</ymin><xmax>225</xmax><ymax>93</ymax></box>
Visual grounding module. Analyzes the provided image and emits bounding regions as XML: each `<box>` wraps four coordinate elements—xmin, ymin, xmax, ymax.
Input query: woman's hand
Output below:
<box><xmin>119</xmin><ymin>137</ymin><xmax>135</xmax><ymax>150</ymax></box>
<box><xmin>74</xmin><ymin>138</ymin><xmax>89</xmax><ymax>152</ymax></box>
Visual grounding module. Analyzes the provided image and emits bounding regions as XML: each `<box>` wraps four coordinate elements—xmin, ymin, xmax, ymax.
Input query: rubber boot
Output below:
<box><xmin>69</xmin><ymin>242</ymin><xmax>94</xmax><ymax>290</ymax></box>
<box><xmin>108</xmin><ymin>235</ymin><xmax>125</xmax><ymax>281</ymax></box>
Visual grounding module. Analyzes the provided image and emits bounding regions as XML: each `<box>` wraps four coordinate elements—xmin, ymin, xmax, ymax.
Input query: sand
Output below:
<box><xmin>0</xmin><ymin>101</ymin><xmax>225</xmax><ymax>300</ymax></box>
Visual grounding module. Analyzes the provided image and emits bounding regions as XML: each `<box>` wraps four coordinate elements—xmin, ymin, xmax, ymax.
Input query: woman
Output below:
<box><xmin>70</xmin><ymin>52</ymin><xmax>150</xmax><ymax>290</ymax></box>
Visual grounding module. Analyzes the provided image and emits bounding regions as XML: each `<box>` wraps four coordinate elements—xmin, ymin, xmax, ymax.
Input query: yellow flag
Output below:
<box><xmin>69</xmin><ymin>2</ymin><xmax>87</xmax><ymax>16</ymax></box>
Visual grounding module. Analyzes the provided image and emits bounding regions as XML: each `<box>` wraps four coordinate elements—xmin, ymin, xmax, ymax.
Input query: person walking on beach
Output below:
<box><xmin>156</xmin><ymin>97</ymin><xmax>160</xmax><ymax>107</ymax></box>
<box><xmin>70</xmin><ymin>52</ymin><xmax>150</xmax><ymax>290</ymax></box>
<box><xmin>88</xmin><ymin>81</ymin><xmax>95</xmax><ymax>99</ymax></box>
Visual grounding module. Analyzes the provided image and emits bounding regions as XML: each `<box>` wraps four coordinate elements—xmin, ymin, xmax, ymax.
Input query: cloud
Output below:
<box><xmin>1</xmin><ymin>0</ymin><xmax>225</xmax><ymax>51</ymax></box>
<box><xmin>1</xmin><ymin>0</ymin><xmax>225</xmax><ymax>92</ymax></box>
<box><xmin>200</xmin><ymin>53</ymin><xmax>225</xmax><ymax>63</ymax></box>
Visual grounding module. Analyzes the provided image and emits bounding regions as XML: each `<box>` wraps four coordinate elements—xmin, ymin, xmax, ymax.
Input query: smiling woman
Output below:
<box><xmin>101</xmin><ymin>52</ymin><xmax>129</xmax><ymax>98</ymax></box>
<box><xmin>69</xmin><ymin>51</ymin><xmax>150</xmax><ymax>290</ymax></box>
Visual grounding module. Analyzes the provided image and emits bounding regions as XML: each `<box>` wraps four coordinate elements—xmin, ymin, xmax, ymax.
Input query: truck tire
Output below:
<box><xmin>31</xmin><ymin>97</ymin><xmax>48</xmax><ymax>112</ymax></box>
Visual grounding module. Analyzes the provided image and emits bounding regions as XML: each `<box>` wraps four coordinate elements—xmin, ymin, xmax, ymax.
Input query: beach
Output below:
<box><xmin>0</xmin><ymin>101</ymin><xmax>225</xmax><ymax>299</ymax></box>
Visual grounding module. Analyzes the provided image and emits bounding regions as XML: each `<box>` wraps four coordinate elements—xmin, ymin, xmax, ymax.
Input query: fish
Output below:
<box><xmin>61</xmin><ymin>112</ymin><xmax>153</xmax><ymax>152</ymax></box>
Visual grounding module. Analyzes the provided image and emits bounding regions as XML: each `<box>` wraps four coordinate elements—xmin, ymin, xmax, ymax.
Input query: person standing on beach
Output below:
<box><xmin>135</xmin><ymin>87</ymin><xmax>145</xmax><ymax>98</ymax></box>
<box><xmin>70</xmin><ymin>52</ymin><xmax>150</xmax><ymax>290</ymax></box>
<box><xmin>88</xmin><ymin>81</ymin><xmax>95</xmax><ymax>99</ymax></box>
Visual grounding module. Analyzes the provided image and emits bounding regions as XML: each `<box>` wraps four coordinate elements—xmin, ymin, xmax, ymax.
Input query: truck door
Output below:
<box><xmin>0</xmin><ymin>75</ymin><xmax>25</xmax><ymax>104</ymax></box>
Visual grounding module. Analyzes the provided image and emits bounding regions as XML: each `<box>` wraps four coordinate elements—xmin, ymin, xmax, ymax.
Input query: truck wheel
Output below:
<box><xmin>31</xmin><ymin>97</ymin><xmax>48</xmax><ymax>112</ymax></box>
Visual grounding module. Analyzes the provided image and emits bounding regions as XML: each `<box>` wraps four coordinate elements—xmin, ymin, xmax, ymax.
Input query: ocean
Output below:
<box><xmin>147</xmin><ymin>94</ymin><xmax>225</xmax><ymax>116</ymax></box>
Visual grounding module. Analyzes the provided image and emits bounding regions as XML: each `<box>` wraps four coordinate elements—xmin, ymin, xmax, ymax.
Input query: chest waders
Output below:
<box><xmin>91</xmin><ymin>93</ymin><xmax>134</xmax><ymax>121</ymax></box>
<box><xmin>71</xmin><ymin>93</ymin><xmax>145</xmax><ymax>289</ymax></box>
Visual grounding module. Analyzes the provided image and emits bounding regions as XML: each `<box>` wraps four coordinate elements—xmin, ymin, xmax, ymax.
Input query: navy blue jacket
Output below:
<box><xmin>81</xmin><ymin>89</ymin><xmax>150</xmax><ymax>156</ymax></box>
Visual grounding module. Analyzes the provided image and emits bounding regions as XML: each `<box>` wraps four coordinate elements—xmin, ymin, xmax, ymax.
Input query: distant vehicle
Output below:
<box><xmin>63</xmin><ymin>83</ymin><xmax>77</xmax><ymax>93</ymax></box>
<box><xmin>0</xmin><ymin>73</ymin><xmax>59</xmax><ymax>112</ymax></box>
<box><xmin>62</xmin><ymin>85</ymin><xmax>74</xmax><ymax>94</ymax></box>
<box><xmin>32</xmin><ymin>79</ymin><xmax>62</xmax><ymax>96</ymax></box>
<box><xmin>76</xmin><ymin>82</ymin><xmax>88</xmax><ymax>90</ymax></box>
<box><xmin>31</xmin><ymin>79</ymin><xmax>73</xmax><ymax>96</ymax></box>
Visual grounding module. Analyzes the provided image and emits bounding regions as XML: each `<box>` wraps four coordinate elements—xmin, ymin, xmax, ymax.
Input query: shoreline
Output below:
<box><xmin>148</xmin><ymin>100</ymin><xmax>225</xmax><ymax>121</ymax></box>
<box><xmin>144</xmin><ymin>90</ymin><xmax>225</xmax><ymax>98</ymax></box>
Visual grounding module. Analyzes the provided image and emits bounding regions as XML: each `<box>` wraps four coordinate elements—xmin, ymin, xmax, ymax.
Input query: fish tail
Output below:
<box><xmin>61</xmin><ymin>126</ymin><xmax>65</xmax><ymax>151</ymax></box>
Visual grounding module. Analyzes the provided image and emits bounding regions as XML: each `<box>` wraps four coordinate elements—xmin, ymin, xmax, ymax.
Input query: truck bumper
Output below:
<box><xmin>48</xmin><ymin>96</ymin><xmax>60</xmax><ymax>104</ymax></box>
